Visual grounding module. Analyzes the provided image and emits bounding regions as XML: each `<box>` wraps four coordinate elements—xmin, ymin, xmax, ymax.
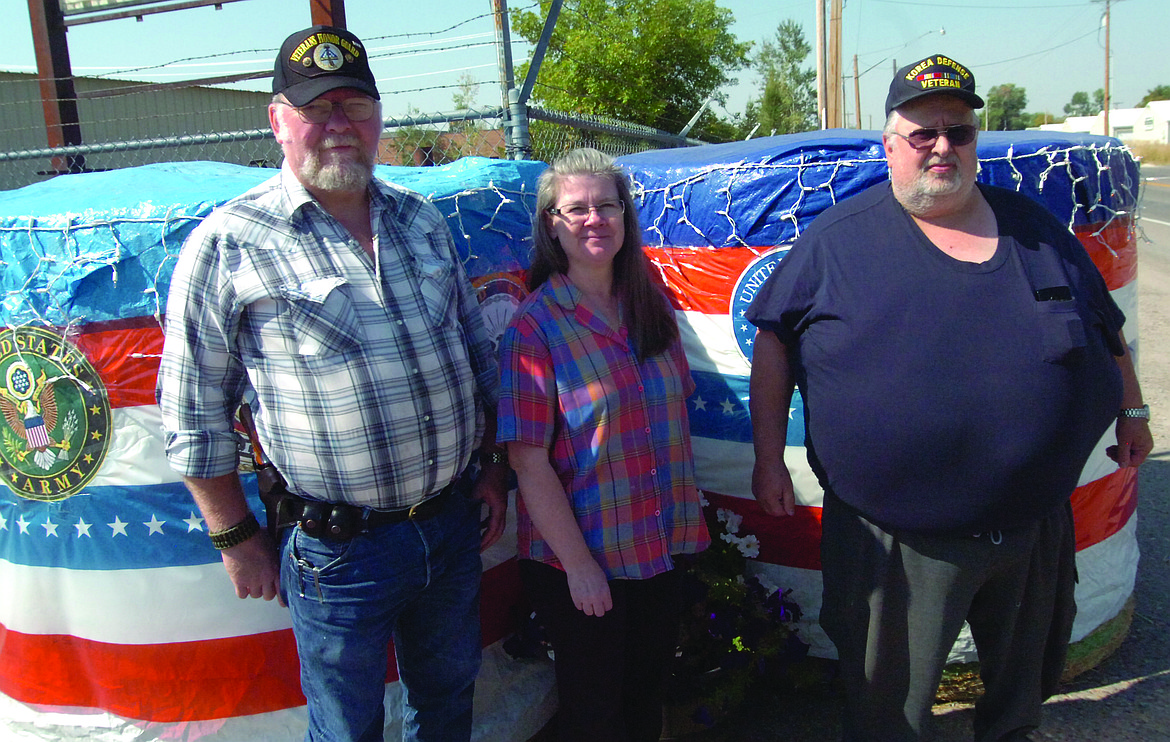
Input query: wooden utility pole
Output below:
<box><xmin>1103</xmin><ymin>0</ymin><xmax>1111</xmax><ymax>135</ymax></box>
<box><xmin>815</xmin><ymin>0</ymin><xmax>826</xmax><ymax>128</ymax></box>
<box><xmin>853</xmin><ymin>54</ymin><xmax>861</xmax><ymax>129</ymax></box>
<box><xmin>493</xmin><ymin>0</ymin><xmax>515</xmax><ymax>113</ymax></box>
<box><xmin>310</xmin><ymin>0</ymin><xmax>346</xmax><ymax>27</ymax></box>
<box><xmin>27</xmin><ymin>0</ymin><xmax>86</xmax><ymax>175</ymax></box>
<box><xmin>826</xmin><ymin>0</ymin><xmax>843</xmax><ymax>128</ymax></box>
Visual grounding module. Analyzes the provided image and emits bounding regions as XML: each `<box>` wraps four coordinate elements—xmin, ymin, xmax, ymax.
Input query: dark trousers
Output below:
<box><xmin>519</xmin><ymin>559</ymin><xmax>684</xmax><ymax>742</ymax></box>
<box><xmin>819</xmin><ymin>496</ymin><xmax>1077</xmax><ymax>742</ymax></box>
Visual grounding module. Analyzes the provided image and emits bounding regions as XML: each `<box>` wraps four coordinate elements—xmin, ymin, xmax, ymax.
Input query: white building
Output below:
<box><xmin>1036</xmin><ymin>100</ymin><xmax>1170</xmax><ymax>144</ymax></box>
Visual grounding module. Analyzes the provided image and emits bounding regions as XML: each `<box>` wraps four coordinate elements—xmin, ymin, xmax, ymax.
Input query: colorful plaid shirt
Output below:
<box><xmin>158</xmin><ymin>165</ymin><xmax>498</xmax><ymax>508</ymax></box>
<box><xmin>497</xmin><ymin>273</ymin><xmax>709</xmax><ymax>580</ymax></box>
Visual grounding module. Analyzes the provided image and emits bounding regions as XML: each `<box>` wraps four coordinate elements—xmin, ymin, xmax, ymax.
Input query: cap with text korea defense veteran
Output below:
<box><xmin>885</xmin><ymin>54</ymin><xmax>984</xmax><ymax>116</ymax></box>
<box><xmin>273</xmin><ymin>26</ymin><xmax>379</xmax><ymax>107</ymax></box>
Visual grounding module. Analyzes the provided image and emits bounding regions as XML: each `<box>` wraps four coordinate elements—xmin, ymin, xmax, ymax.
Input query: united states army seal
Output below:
<box><xmin>0</xmin><ymin>327</ymin><xmax>111</xmax><ymax>501</ymax></box>
<box><xmin>730</xmin><ymin>246</ymin><xmax>791</xmax><ymax>363</ymax></box>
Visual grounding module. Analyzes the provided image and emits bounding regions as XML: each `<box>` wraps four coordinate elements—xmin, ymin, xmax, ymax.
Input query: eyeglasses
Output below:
<box><xmin>282</xmin><ymin>97</ymin><xmax>378</xmax><ymax>124</ymax></box>
<box><xmin>891</xmin><ymin>123</ymin><xmax>977</xmax><ymax>150</ymax></box>
<box><xmin>547</xmin><ymin>201</ymin><xmax>626</xmax><ymax>222</ymax></box>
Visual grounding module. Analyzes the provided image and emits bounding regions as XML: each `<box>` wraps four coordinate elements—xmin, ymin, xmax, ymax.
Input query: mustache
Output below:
<box><xmin>318</xmin><ymin>135</ymin><xmax>363</xmax><ymax>149</ymax></box>
<box><xmin>924</xmin><ymin>154</ymin><xmax>959</xmax><ymax>168</ymax></box>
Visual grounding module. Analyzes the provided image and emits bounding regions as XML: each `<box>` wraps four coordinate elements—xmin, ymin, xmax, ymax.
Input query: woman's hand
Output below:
<box><xmin>565</xmin><ymin>558</ymin><xmax>613</xmax><ymax>617</ymax></box>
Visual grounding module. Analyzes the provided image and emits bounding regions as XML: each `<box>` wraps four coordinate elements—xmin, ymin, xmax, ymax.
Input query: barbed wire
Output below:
<box><xmin>24</xmin><ymin>2</ymin><xmax>540</xmax><ymax>86</ymax></box>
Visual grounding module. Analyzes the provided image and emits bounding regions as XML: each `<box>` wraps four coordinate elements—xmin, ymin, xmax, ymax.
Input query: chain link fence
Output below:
<box><xmin>0</xmin><ymin>72</ymin><xmax>702</xmax><ymax>191</ymax></box>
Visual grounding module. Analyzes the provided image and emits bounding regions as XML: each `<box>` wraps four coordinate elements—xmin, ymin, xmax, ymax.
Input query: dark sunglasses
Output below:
<box><xmin>892</xmin><ymin>123</ymin><xmax>978</xmax><ymax>150</ymax></box>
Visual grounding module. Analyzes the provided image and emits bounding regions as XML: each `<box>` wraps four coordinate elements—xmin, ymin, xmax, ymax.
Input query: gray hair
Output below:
<box><xmin>883</xmin><ymin>106</ymin><xmax>979</xmax><ymax>135</ymax></box>
<box><xmin>529</xmin><ymin>148</ymin><xmax>641</xmax><ymax>288</ymax></box>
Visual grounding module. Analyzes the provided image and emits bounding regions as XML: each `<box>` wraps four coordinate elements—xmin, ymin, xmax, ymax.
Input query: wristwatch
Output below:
<box><xmin>483</xmin><ymin>447</ymin><xmax>509</xmax><ymax>466</ymax></box>
<box><xmin>1119</xmin><ymin>405</ymin><xmax>1150</xmax><ymax>422</ymax></box>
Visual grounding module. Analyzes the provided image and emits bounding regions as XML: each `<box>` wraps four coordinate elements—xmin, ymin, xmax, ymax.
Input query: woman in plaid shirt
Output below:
<box><xmin>497</xmin><ymin>148</ymin><xmax>710</xmax><ymax>742</ymax></box>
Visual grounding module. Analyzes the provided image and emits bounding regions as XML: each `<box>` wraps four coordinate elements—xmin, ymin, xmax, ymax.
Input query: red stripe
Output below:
<box><xmin>704</xmin><ymin>492</ymin><xmax>824</xmax><ymax>571</ymax></box>
<box><xmin>705</xmin><ymin>467</ymin><xmax>1135</xmax><ymax>572</ymax></box>
<box><xmin>64</xmin><ymin>318</ymin><xmax>164</xmax><ymax>410</ymax></box>
<box><xmin>645</xmin><ymin>218</ymin><xmax>1134</xmax><ymax>315</ymax></box>
<box><xmin>1075</xmin><ymin>218</ymin><xmax>1137</xmax><ymax>291</ymax></box>
<box><xmin>0</xmin><ymin>558</ymin><xmax>523</xmax><ymax>722</ymax></box>
<box><xmin>1070</xmin><ymin>466</ymin><xmax>1138</xmax><ymax>551</ymax></box>
<box><xmin>647</xmin><ymin>245</ymin><xmax>760</xmax><ymax>314</ymax></box>
<box><xmin>0</xmin><ymin>625</ymin><xmax>303</xmax><ymax>721</ymax></box>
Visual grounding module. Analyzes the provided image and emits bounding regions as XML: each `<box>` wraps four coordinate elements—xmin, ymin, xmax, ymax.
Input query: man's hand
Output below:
<box><xmin>1107</xmin><ymin>417</ymin><xmax>1154</xmax><ymax>468</ymax></box>
<box><xmin>221</xmin><ymin>531</ymin><xmax>285</xmax><ymax>607</ymax></box>
<box><xmin>473</xmin><ymin>463</ymin><xmax>510</xmax><ymax>551</ymax></box>
<box><xmin>748</xmin><ymin>330</ymin><xmax>797</xmax><ymax>517</ymax></box>
<box><xmin>753</xmin><ymin>458</ymin><xmax>796</xmax><ymax>517</ymax></box>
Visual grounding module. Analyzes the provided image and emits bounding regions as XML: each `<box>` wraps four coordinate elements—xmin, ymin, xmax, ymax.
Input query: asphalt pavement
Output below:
<box><xmin>676</xmin><ymin>167</ymin><xmax>1170</xmax><ymax>742</ymax></box>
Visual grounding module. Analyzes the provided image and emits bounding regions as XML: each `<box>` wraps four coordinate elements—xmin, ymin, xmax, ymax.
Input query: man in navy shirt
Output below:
<box><xmin>747</xmin><ymin>54</ymin><xmax>1152</xmax><ymax>741</ymax></box>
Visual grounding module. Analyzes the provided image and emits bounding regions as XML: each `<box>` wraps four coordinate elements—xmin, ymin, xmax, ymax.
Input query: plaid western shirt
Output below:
<box><xmin>496</xmin><ymin>273</ymin><xmax>709</xmax><ymax>580</ymax></box>
<box><xmin>158</xmin><ymin>165</ymin><xmax>498</xmax><ymax>508</ymax></box>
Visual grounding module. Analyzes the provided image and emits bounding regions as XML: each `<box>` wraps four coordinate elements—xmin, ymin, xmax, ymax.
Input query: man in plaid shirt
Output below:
<box><xmin>156</xmin><ymin>25</ymin><xmax>509</xmax><ymax>742</ymax></box>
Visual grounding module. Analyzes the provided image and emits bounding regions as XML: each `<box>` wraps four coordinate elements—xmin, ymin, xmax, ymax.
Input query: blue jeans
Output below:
<box><xmin>280</xmin><ymin>490</ymin><xmax>483</xmax><ymax>742</ymax></box>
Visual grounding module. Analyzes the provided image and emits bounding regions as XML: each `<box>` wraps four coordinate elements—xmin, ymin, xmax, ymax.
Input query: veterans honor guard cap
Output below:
<box><xmin>885</xmin><ymin>54</ymin><xmax>984</xmax><ymax>116</ymax></box>
<box><xmin>273</xmin><ymin>25</ymin><xmax>379</xmax><ymax>107</ymax></box>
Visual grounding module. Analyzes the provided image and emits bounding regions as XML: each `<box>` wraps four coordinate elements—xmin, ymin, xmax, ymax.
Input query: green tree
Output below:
<box><xmin>1138</xmin><ymin>85</ymin><xmax>1170</xmax><ymax>107</ymax></box>
<box><xmin>1027</xmin><ymin>111</ymin><xmax>1060</xmax><ymax>127</ymax></box>
<box><xmin>511</xmin><ymin>0</ymin><xmax>751</xmax><ymax>135</ymax></box>
<box><xmin>449</xmin><ymin>71</ymin><xmax>483</xmax><ymax>138</ymax></box>
<box><xmin>1064</xmin><ymin>91</ymin><xmax>1094</xmax><ymax>117</ymax></box>
<box><xmin>451</xmin><ymin>71</ymin><xmax>480</xmax><ymax>112</ymax></box>
<box><xmin>1063</xmin><ymin>89</ymin><xmax>1106</xmax><ymax>117</ymax></box>
<box><xmin>746</xmin><ymin>19</ymin><xmax>816</xmax><ymax>135</ymax></box>
<box><xmin>985</xmin><ymin>83</ymin><xmax>1028</xmax><ymax>130</ymax></box>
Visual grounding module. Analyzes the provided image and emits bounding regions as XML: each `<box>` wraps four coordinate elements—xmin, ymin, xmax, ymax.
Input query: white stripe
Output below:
<box><xmin>692</xmin><ymin>436</ymin><xmax>821</xmax><ymax>506</ymax></box>
<box><xmin>1110</xmin><ymin>280</ymin><xmax>1137</xmax><ymax>330</ymax></box>
<box><xmin>0</xmin><ymin>558</ymin><xmax>291</xmax><ymax>643</ymax></box>
<box><xmin>1</xmin><ymin>515</ymin><xmax>520</xmax><ymax>645</ymax></box>
<box><xmin>677</xmin><ymin>310</ymin><xmax>749</xmax><ymax>376</ymax></box>
<box><xmin>95</xmin><ymin>405</ymin><xmax>182</xmax><ymax>487</ymax></box>
<box><xmin>747</xmin><ymin>517</ymin><xmax>1138</xmax><ymax>662</ymax></box>
<box><xmin>1071</xmin><ymin>513</ymin><xmax>1138</xmax><ymax>642</ymax></box>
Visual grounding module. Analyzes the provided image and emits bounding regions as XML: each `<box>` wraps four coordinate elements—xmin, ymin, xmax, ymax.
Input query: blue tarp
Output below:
<box><xmin>0</xmin><ymin>158</ymin><xmax>545</xmax><ymax>328</ymax></box>
<box><xmin>617</xmin><ymin>130</ymin><xmax>1141</xmax><ymax>248</ymax></box>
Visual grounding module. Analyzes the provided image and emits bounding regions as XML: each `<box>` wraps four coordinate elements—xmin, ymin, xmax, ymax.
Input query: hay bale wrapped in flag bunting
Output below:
<box><xmin>0</xmin><ymin>129</ymin><xmax>1142</xmax><ymax>738</ymax></box>
<box><xmin>0</xmin><ymin>158</ymin><xmax>553</xmax><ymax>741</ymax></box>
<box><xmin>615</xmin><ymin>129</ymin><xmax>1142</xmax><ymax>664</ymax></box>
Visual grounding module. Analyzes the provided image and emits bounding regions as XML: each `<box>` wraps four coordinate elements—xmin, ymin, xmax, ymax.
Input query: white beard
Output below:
<box><xmin>299</xmin><ymin>136</ymin><xmax>374</xmax><ymax>193</ymax></box>
<box><xmin>893</xmin><ymin>157</ymin><xmax>970</xmax><ymax>215</ymax></box>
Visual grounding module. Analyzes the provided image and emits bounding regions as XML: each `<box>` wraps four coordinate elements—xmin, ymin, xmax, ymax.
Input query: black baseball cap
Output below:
<box><xmin>273</xmin><ymin>26</ymin><xmax>379</xmax><ymax>107</ymax></box>
<box><xmin>885</xmin><ymin>54</ymin><xmax>984</xmax><ymax>116</ymax></box>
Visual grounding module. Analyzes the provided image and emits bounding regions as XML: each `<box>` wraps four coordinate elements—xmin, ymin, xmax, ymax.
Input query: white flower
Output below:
<box><xmin>698</xmin><ymin>490</ymin><xmax>710</xmax><ymax>507</ymax></box>
<box><xmin>737</xmin><ymin>534</ymin><xmax>761</xmax><ymax>559</ymax></box>
<box><xmin>716</xmin><ymin>508</ymin><xmax>743</xmax><ymax>534</ymax></box>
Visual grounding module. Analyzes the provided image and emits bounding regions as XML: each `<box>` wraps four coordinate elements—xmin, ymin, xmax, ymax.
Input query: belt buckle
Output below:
<box><xmin>407</xmin><ymin>501</ymin><xmax>423</xmax><ymax>520</ymax></box>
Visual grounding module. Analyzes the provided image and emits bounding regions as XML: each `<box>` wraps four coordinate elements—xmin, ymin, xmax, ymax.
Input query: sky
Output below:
<box><xmin>8</xmin><ymin>0</ymin><xmax>1169</xmax><ymax>133</ymax></box>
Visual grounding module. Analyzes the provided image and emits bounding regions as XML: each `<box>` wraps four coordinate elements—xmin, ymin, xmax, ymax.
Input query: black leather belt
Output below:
<box><xmin>276</xmin><ymin>481</ymin><xmax>456</xmax><ymax>540</ymax></box>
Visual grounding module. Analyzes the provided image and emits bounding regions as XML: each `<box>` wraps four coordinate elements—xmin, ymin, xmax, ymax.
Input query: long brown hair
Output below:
<box><xmin>528</xmin><ymin>148</ymin><xmax>678</xmax><ymax>362</ymax></box>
